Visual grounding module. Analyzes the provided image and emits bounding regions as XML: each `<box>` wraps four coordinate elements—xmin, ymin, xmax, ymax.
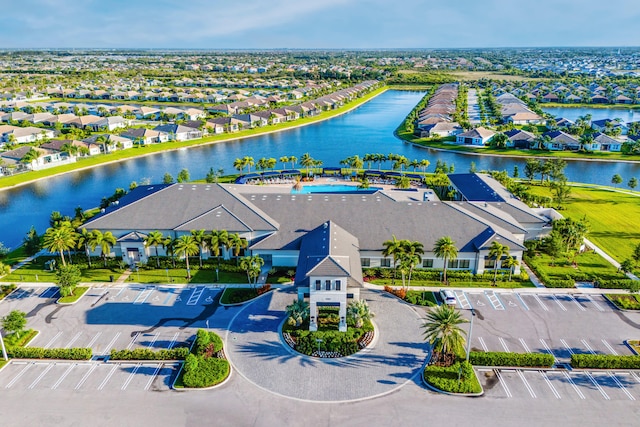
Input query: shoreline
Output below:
<box><xmin>0</xmin><ymin>87</ymin><xmax>388</xmax><ymax>194</ymax></box>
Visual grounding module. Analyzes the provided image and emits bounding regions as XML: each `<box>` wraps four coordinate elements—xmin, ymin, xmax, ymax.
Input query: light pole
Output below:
<box><xmin>458</xmin><ymin>308</ymin><xmax>476</xmax><ymax>383</ymax></box>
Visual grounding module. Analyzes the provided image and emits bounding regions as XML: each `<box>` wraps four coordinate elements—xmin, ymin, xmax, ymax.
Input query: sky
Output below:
<box><xmin>0</xmin><ymin>0</ymin><xmax>639</xmax><ymax>49</ymax></box>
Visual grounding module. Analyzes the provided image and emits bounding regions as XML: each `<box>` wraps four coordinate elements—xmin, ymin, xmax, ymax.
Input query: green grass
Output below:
<box><xmin>404</xmin><ymin>290</ymin><xmax>438</xmax><ymax>306</ymax></box>
<box><xmin>219</xmin><ymin>287</ymin><xmax>260</xmax><ymax>304</ymax></box>
<box><xmin>628</xmin><ymin>340</ymin><xmax>640</xmax><ymax>354</ymax></box>
<box><xmin>0</xmin><ymin>87</ymin><xmax>387</xmax><ymax>190</ymax></box>
<box><xmin>423</xmin><ymin>361</ymin><xmax>482</xmax><ymax>394</ymax></box>
<box><xmin>605</xmin><ymin>294</ymin><xmax>640</xmax><ymax>310</ymax></box>
<box><xmin>369</xmin><ymin>278</ymin><xmax>534</xmax><ymax>288</ymax></box>
<box><xmin>0</xmin><ymin>360</ymin><xmax>7</xmax><ymax>370</ymax></box>
<box><xmin>0</xmin><ymin>284</ymin><xmax>17</xmax><ymax>300</ymax></box>
<box><xmin>542</xmin><ymin>102</ymin><xmax>640</xmax><ymax>110</ymax></box>
<box><xmin>526</xmin><ymin>185</ymin><xmax>640</xmax><ymax>263</ymax></box>
<box><xmin>4</xmin><ymin>329</ymin><xmax>38</xmax><ymax>348</ymax></box>
<box><xmin>57</xmin><ymin>286</ymin><xmax>89</xmax><ymax>304</ymax></box>
<box><xmin>525</xmin><ymin>251</ymin><xmax>624</xmax><ymax>282</ymax></box>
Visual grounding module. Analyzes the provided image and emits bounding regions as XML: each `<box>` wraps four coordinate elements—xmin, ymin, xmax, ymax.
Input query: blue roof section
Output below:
<box><xmin>448</xmin><ymin>173</ymin><xmax>505</xmax><ymax>203</ymax></box>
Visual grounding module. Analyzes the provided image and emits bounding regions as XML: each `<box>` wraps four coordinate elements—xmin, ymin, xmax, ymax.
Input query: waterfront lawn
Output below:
<box><xmin>1</xmin><ymin>246</ymin><xmax>29</xmax><ymax>268</ymax></box>
<box><xmin>526</xmin><ymin>251</ymin><xmax>624</xmax><ymax>282</ymax></box>
<box><xmin>526</xmin><ymin>184</ymin><xmax>640</xmax><ymax>264</ymax></box>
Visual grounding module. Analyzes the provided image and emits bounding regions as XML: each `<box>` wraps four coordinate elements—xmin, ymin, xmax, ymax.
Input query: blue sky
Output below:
<box><xmin>0</xmin><ymin>0</ymin><xmax>638</xmax><ymax>49</ymax></box>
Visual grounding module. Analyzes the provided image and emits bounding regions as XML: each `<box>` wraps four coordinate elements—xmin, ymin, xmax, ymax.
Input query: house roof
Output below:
<box><xmin>458</xmin><ymin>127</ymin><xmax>495</xmax><ymax>139</ymax></box>
<box><xmin>543</xmin><ymin>130</ymin><xmax>579</xmax><ymax>144</ymax></box>
<box><xmin>448</xmin><ymin>173</ymin><xmax>505</xmax><ymax>202</ymax></box>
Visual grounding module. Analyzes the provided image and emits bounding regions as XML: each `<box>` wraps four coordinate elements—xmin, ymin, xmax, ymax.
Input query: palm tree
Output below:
<box><xmin>144</xmin><ymin>231</ymin><xmax>165</xmax><ymax>268</ymax></box>
<box><xmin>346</xmin><ymin>299</ymin><xmax>374</xmax><ymax>328</ymax></box>
<box><xmin>239</xmin><ymin>255</ymin><xmax>264</xmax><ymax>287</ymax></box>
<box><xmin>190</xmin><ymin>229</ymin><xmax>207</xmax><ymax>267</ymax></box>
<box><xmin>60</xmin><ymin>142</ymin><xmax>79</xmax><ymax>157</ymax></box>
<box><xmin>395</xmin><ymin>176</ymin><xmax>410</xmax><ymax>189</ymax></box>
<box><xmin>401</xmin><ymin>240</ymin><xmax>424</xmax><ymax>290</ymax></box>
<box><xmin>21</xmin><ymin>147</ymin><xmax>41</xmax><ymax>165</ymax></box>
<box><xmin>88</xmin><ymin>230</ymin><xmax>117</xmax><ymax>267</ymax></box>
<box><xmin>233</xmin><ymin>158</ymin><xmax>244</xmax><ymax>174</ymax></box>
<box><xmin>162</xmin><ymin>236</ymin><xmax>177</xmax><ymax>268</ymax></box>
<box><xmin>503</xmin><ymin>256</ymin><xmax>519</xmax><ymax>281</ymax></box>
<box><xmin>77</xmin><ymin>228</ymin><xmax>94</xmax><ymax>267</ymax></box>
<box><xmin>382</xmin><ymin>235</ymin><xmax>404</xmax><ymax>285</ymax></box>
<box><xmin>422</xmin><ymin>304</ymin><xmax>468</xmax><ymax>361</ymax></box>
<box><xmin>488</xmin><ymin>241</ymin><xmax>510</xmax><ymax>285</ymax></box>
<box><xmin>289</xmin><ymin>155</ymin><xmax>298</xmax><ymax>169</ymax></box>
<box><xmin>227</xmin><ymin>233</ymin><xmax>247</xmax><ymax>264</ymax></box>
<box><xmin>174</xmin><ymin>235</ymin><xmax>199</xmax><ymax>279</ymax></box>
<box><xmin>300</xmin><ymin>152</ymin><xmax>315</xmax><ymax>177</ymax></box>
<box><xmin>433</xmin><ymin>236</ymin><xmax>458</xmax><ymax>285</ymax></box>
<box><xmin>242</xmin><ymin>156</ymin><xmax>255</xmax><ymax>173</ymax></box>
<box><xmin>208</xmin><ymin>229</ymin><xmax>228</xmax><ymax>281</ymax></box>
<box><xmin>279</xmin><ymin>155</ymin><xmax>289</xmax><ymax>170</ymax></box>
<box><xmin>285</xmin><ymin>299</ymin><xmax>310</xmax><ymax>327</ymax></box>
<box><xmin>42</xmin><ymin>225</ymin><xmax>76</xmax><ymax>266</ymax></box>
<box><xmin>419</xmin><ymin>159</ymin><xmax>430</xmax><ymax>173</ymax></box>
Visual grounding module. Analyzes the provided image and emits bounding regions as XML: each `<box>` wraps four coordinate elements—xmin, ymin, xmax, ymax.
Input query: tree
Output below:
<box><xmin>399</xmin><ymin>240</ymin><xmax>424</xmax><ymax>290</ymax></box>
<box><xmin>631</xmin><ymin>243</ymin><xmax>640</xmax><ymax>266</ymax></box>
<box><xmin>163</xmin><ymin>236</ymin><xmax>177</xmax><ymax>268</ymax></box>
<box><xmin>77</xmin><ymin>228</ymin><xmax>94</xmax><ymax>267</ymax></box>
<box><xmin>205</xmin><ymin>167</ymin><xmax>224</xmax><ymax>183</ymax></box>
<box><xmin>422</xmin><ymin>304</ymin><xmax>468</xmax><ymax>361</ymax></box>
<box><xmin>174</xmin><ymin>235</ymin><xmax>199</xmax><ymax>279</ymax></box>
<box><xmin>163</xmin><ymin>173</ymin><xmax>175</xmax><ymax>184</ymax></box>
<box><xmin>208</xmin><ymin>229</ymin><xmax>229</xmax><ymax>280</ymax></box>
<box><xmin>491</xmin><ymin>133</ymin><xmax>508</xmax><ymax>149</ymax></box>
<box><xmin>88</xmin><ymin>230</ymin><xmax>117</xmax><ymax>267</ymax></box>
<box><xmin>23</xmin><ymin>226</ymin><xmax>41</xmax><ymax>256</ymax></box>
<box><xmin>524</xmin><ymin>158</ymin><xmax>540</xmax><ymax>181</ymax></box>
<box><xmin>233</xmin><ymin>158</ymin><xmax>245</xmax><ymax>174</ymax></box>
<box><xmin>513</xmin><ymin>165</ymin><xmax>519</xmax><ymax>178</ymax></box>
<box><xmin>611</xmin><ymin>174</ymin><xmax>623</xmax><ymax>188</ymax></box>
<box><xmin>279</xmin><ymin>156</ymin><xmax>290</xmax><ymax>170</ymax></box>
<box><xmin>628</xmin><ymin>177</ymin><xmax>638</xmax><ymax>191</ymax></box>
<box><xmin>190</xmin><ymin>229</ymin><xmax>207</xmax><ymax>267</ymax></box>
<box><xmin>41</xmin><ymin>223</ymin><xmax>76</xmax><ymax>267</ymax></box>
<box><xmin>550</xmin><ymin>177</ymin><xmax>571</xmax><ymax>206</ymax></box>
<box><xmin>144</xmin><ymin>231</ymin><xmax>165</xmax><ymax>268</ymax></box>
<box><xmin>56</xmin><ymin>264</ymin><xmax>81</xmax><ymax>297</ymax></box>
<box><xmin>469</xmin><ymin>161</ymin><xmax>477</xmax><ymax>173</ymax></box>
<box><xmin>620</xmin><ymin>259</ymin><xmax>634</xmax><ymax>274</ymax></box>
<box><xmin>395</xmin><ymin>176</ymin><xmax>410</xmax><ymax>189</ymax></box>
<box><xmin>553</xmin><ymin>217</ymin><xmax>589</xmax><ymax>255</ymax></box>
<box><xmin>300</xmin><ymin>152</ymin><xmax>315</xmax><ymax>177</ymax></box>
<box><xmin>488</xmin><ymin>241</ymin><xmax>510</xmax><ymax>285</ymax></box>
<box><xmin>242</xmin><ymin>156</ymin><xmax>255</xmax><ymax>173</ymax></box>
<box><xmin>503</xmin><ymin>256</ymin><xmax>519</xmax><ymax>281</ymax></box>
<box><xmin>239</xmin><ymin>255</ymin><xmax>264</xmax><ymax>287</ymax></box>
<box><xmin>227</xmin><ymin>233</ymin><xmax>247</xmax><ymax>264</ymax></box>
<box><xmin>177</xmin><ymin>168</ymin><xmax>190</xmax><ymax>183</ymax></box>
<box><xmin>433</xmin><ymin>236</ymin><xmax>458</xmax><ymax>284</ymax></box>
<box><xmin>285</xmin><ymin>299</ymin><xmax>309</xmax><ymax>327</ymax></box>
<box><xmin>2</xmin><ymin>310</ymin><xmax>27</xmax><ymax>338</ymax></box>
<box><xmin>346</xmin><ymin>300</ymin><xmax>374</xmax><ymax>329</ymax></box>
<box><xmin>382</xmin><ymin>235</ymin><xmax>404</xmax><ymax>285</ymax></box>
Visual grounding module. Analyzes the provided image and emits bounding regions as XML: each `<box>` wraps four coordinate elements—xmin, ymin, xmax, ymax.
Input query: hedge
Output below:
<box><xmin>423</xmin><ymin>361</ymin><xmax>482</xmax><ymax>394</ymax></box>
<box><xmin>194</xmin><ymin>329</ymin><xmax>223</xmax><ymax>356</ymax></box>
<box><xmin>469</xmin><ymin>351</ymin><xmax>554</xmax><ymax>368</ymax></box>
<box><xmin>8</xmin><ymin>347</ymin><xmax>92</xmax><ymax>360</ymax></box>
<box><xmin>544</xmin><ymin>279</ymin><xmax>575</xmax><ymax>288</ymax></box>
<box><xmin>571</xmin><ymin>354</ymin><xmax>640</xmax><ymax>369</ymax></box>
<box><xmin>595</xmin><ymin>279</ymin><xmax>637</xmax><ymax>289</ymax></box>
<box><xmin>363</xmin><ymin>267</ymin><xmax>527</xmax><ymax>283</ymax></box>
<box><xmin>110</xmin><ymin>347</ymin><xmax>190</xmax><ymax>361</ymax></box>
<box><xmin>182</xmin><ymin>353</ymin><xmax>230</xmax><ymax>388</ymax></box>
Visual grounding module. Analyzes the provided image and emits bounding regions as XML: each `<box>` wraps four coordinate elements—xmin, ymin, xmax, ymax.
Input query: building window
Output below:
<box><xmin>459</xmin><ymin>259</ymin><xmax>470</xmax><ymax>269</ymax></box>
<box><xmin>335</xmin><ymin>280</ymin><xmax>341</xmax><ymax>291</ymax></box>
<box><xmin>361</xmin><ymin>258</ymin><xmax>370</xmax><ymax>267</ymax></box>
<box><xmin>315</xmin><ymin>280</ymin><xmax>321</xmax><ymax>291</ymax></box>
<box><xmin>325</xmin><ymin>280</ymin><xmax>331</xmax><ymax>291</ymax></box>
<box><xmin>447</xmin><ymin>259</ymin><xmax>459</xmax><ymax>269</ymax></box>
<box><xmin>485</xmin><ymin>259</ymin><xmax>496</xmax><ymax>269</ymax></box>
<box><xmin>423</xmin><ymin>259</ymin><xmax>434</xmax><ymax>268</ymax></box>
<box><xmin>380</xmin><ymin>258</ymin><xmax>391</xmax><ymax>268</ymax></box>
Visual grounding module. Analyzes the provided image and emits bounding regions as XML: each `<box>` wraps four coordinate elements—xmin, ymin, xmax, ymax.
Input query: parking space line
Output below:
<box><xmin>532</xmin><ymin>295</ymin><xmax>549</xmax><ymax>311</ymax></box>
<box><xmin>562</xmin><ymin>372</ymin><xmax>586</xmax><ymax>399</ymax></box>
<box><xmin>517</xmin><ymin>370</ymin><xmax>537</xmax><ymax>398</ymax></box>
<box><xmin>28</xmin><ymin>363</ymin><xmax>55</xmax><ymax>389</ymax></box>
<box><xmin>114</xmin><ymin>287</ymin><xmax>126</xmax><ymax>298</ymax></box>
<box><xmin>630</xmin><ymin>372</ymin><xmax>640</xmax><ymax>384</ymax></box>
<box><xmin>167</xmin><ymin>332</ymin><xmax>180</xmax><ymax>349</ymax></box>
<box><xmin>39</xmin><ymin>287</ymin><xmax>57</xmax><ymax>298</ymax></box>
<box><xmin>566</xmin><ymin>295</ymin><xmax>586</xmax><ymax>312</ymax></box>
<box><xmin>134</xmin><ymin>286</ymin><xmax>155</xmax><ymax>305</ymax></box>
<box><xmin>121</xmin><ymin>364</ymin><xmax>141</xmax><ymax>390</ymax></box>
<box><xmin>499</xmin><ymin>337</ymin><xmax>510</xmax><ymax>352</ymax></box>
<box><xmin>52</xmin><ymin>364</ymin><xmax>76</xmax><ymax>389</ymax></box>
<box><xmin>551</xmin><ymin>295</ymin><xmax>567</xmax><ymax>312</ymax></box>
<box><xmin>64</xmin><ymin>332</ymin><xmax>83</xmax><ymax>349</ymax></box>
<box><xmin>519</xmin><ymin>338</ymin><xmax>531</xmax><ymax>353</ymax></box>
<box><xmin>581</xmin><ymin>339</ymin><xmax>597</xmax><ymax>355</ymax></box>
<box><xmin>586</xmin><ymin>295</ymin><xmax>605</xmax><ymax>312</ymax></box>
<box><xmin>539</xmin><ymin>339</ymin><xmax>557</xmax><ymax>362</ymax></box>
<box><xmin>144</xmin><ymin>364</ymin><xmax>163</xmax><ymax>391</ymax></box>
<box><xmin>6</xmin><ymin>363</ymin><xmax>33</xmax><ymax>388</ymax></box>
<box><xmin>146</xmin><ymin>333</ymin><xmax>159</xmax><ymax>348</ymax></box>
<box><xmin>484</xmin><ymin>291</ymin><xmax>505</xmax><ymax>310</ymax></box>
<box><xmin>478</xmin><ymin>337</ymin><xmax>489</xmax><ymax>352</ymax></box>
<box><xmin>162</xmin><ymin>288</ymin><xmax>175</xmax><ymax>305</ymax></box>
<box><xmin>75</xmin><ymin>364</ymin><xmax>98</xmax><ymax>389</ymax></box>
<box><xmin>187</xmin><ymin>286</ymin><xmax>205</xmax><ymax>305</ymax></box>
<box><xmin>86</xmin><ymin>332</ymin><xmax>102</xmax><ymax>349</ymax></box>
<box><xmin>585</xmin><ymin>372</ymin><xmax>610</xmax><ymax>400</ymax></box>
<box><xmin>540</xmin><ymin>371</ymin><xmax>561</xmax><ymax>399</ymax></box>
<box><xmin>495</xmin><ymin>370</ymin><xmax>512</xmax><ymax>398</ymax></box>
<box><xmin>560</xmin><ymin>339</ymin><xmax>574</xmax><ymax>355</ymax></box>
<box><xmin>454</xmin><ymin>291</ymin><xmax>472</xmax><ymax>310</ymax></box>
<box><xmin>601</xmin><ymin>339</ymin><xmax>618</xmax><ymax>355</ymax></box>
<box><xmin>609</xmin><ymin>372</ymin><xmax>636</xmax><ymax>401</ymax></box>
<box><xmin>98</xmin><ymin>364</ymin><xmax>119</xmax><ymax>390</ymax></box>
<box><xmin>102</xmin><ymin>332</ymin><xmax>121</xmax><ymax>355</ymax></box>
<box><xmin>44</xmin><ymin>331</ymin><xmax>63</xmax><ymax>349</ymax></box>
<box><xmin>126</xmin><ymin>333</ymin><xmax>140</xmax><ymax>350</ymax></box>
<box><xmin>515</xmin><ymin>294</ymin><xmax>529</xmax><ymax>310</ymax></box>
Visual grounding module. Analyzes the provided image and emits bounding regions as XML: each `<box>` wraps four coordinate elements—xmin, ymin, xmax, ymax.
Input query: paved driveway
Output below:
<box><xmin>225</xmin><ymin>288</ymin><xmax>429</xmax><ymax>401</ymax></box>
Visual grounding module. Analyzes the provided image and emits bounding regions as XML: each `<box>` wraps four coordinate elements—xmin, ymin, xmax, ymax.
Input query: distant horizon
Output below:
<box><xmin>1</xmin><ymin>0</ymin><xmax>638</xmax><ymax>49</ymax></box>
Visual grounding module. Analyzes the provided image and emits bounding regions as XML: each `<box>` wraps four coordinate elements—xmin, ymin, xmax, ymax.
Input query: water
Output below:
<box><xmin>1</xmin><ymin>90</ymin><xmax>640</xmax><ymax>249</ymax></box>
<box><xmin>542</xmin><ymin>106</ymin><xmax>640</xmax><ymax>124</ymax></box>
<box><xmin>292</xmin><ymin>184</ymin><xmax>382</xmax><ymax>194</ymax></box>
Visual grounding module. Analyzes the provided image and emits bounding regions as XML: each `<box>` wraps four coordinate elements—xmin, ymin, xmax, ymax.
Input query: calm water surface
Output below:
<box><xmin>1</xmin><ymin>90</ymin><xmax>639</xmax><ymax>249</ymax></box>
<box><xmin>542</xmin><ymin>106</ymin><xmax>640</xmax><ymax>123</ymax></box>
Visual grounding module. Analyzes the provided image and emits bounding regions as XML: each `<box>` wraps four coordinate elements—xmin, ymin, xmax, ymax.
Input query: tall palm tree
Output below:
<box><xmin>433</xmin><ymin>236</ymin><xmax>458</xmax><ymax>285</ymax></box>
<box><xmin>289</xmin><ymin>155</ymin><xmax>298</xmax><ymax>169</ymax></box>
<box><xmin>300</xmin><ymin>152</ymin><xmax>314</xmax><ymax>177</ymax></box>
<box><xmin>382</xmin><ymin>235</ymin><xmax>404</xmax><ymax>285</ymax></box>
<box><xmin>422</xmin><ymin>304</ymin><xmax>468</xmax><ymax>360</ymax></box>
<box><xmin>242</xmin><ymin>156</ymin><xmax>255</xmax><ymax>173</ymax></box>
<box><xmin>77</xmin><ymin>228</ymin><xmax>94</xmax><ymax>267</ymax></box>
<box><xmin>208</xmin><ymin>229</ymin><xmax>229</xmax><ymax>281</ymax></box>
<box><xmin>279</xmin><ymin>155</ymin><xmax>289</xmax><ymax>170</ymax></box>
<box><xmin>503</xmin><ymin>256</ymin><xmax>519</xmax><ymax>281</ymax></box>
<box><xmin>227</xmin><ymin>233</ymin><xmax>247</xmax><ymax>264</ymax></box>
<box><xmin>395</xmin><ymin>176</ymin><xmax>410</xmax><ymax>189</ymax></box>
<box><xmin>144</xmin><ymin>231</ymin><xmax>165</xmax><ymax>268</ymax></box>
<box><xmin>488</xmin><ymin>241</ymin><xmax>510</xmax><ymax>285</ymax></box>
<box><xmin>401</xmin><ymin>240</ymin><xmax>424</xmax><ymax>290</ymax></box>
<box><xmin>239</xmin><ymin>255</ymin><xmax>264</xmax><ymax>287</ymax></box>
<box><xmin>233</xmin><ymin>158</ymin><xmax>244</xmax><ymax>174</ymax></box>
<box><xmin>419</xmin><ymin>159</ymin><xmax>430</xmax><ymax>174</ymax></box>
<box><xmin>42</xmin><ymin>225</ymin><xmax>76</xmax><ymax>266</ymax></box>
<box><xmin>173</xmin><ymin>235</ymin><xmax>198</xmax><ymax>279</ymax></box>
<box><xmin>89</xmin><ymin>230</ymin><xmax>117</xmax><ymax>267</ymax></box>
<box><xmin>162</xmin><ymin>236</ymin><xmax>177</xmax><ymax>268</ymax></box>
<box><xmin>190</xmin><ymin>229</ymin><xmax>207</xmax><ymax>267</ymax></box>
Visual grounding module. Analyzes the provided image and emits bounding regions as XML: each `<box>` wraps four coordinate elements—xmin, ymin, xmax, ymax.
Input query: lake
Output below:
<box><xmin>1</xmin><ymin>90</ymin><xmax>640</xmax><ymax>249</ymax></box>
<box><xmin>542</xmin><ymin>106</ymin><xmax>640</xmax><ymax>123</ymax></box>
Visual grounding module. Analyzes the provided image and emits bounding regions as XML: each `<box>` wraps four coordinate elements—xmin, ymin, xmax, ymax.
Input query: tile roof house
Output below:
<box><xmin>504</xmin><ymin>129</ymin><xmax>536</xmax><ymax>149</ymax></box>
<box><xmin>153</xmin><ymin>124</ymin><xmax>202</xmax><ymax>141</ymax></box>
<box><xmin>542</xmin><ymin>130</ymin><xmax>580</xmax><ymax>151</ymax></box>
<box><xmin>120</xmin><ymin>128</ymin><xmax>169</xmax><ymax>144</ymax></box>
<box><xmin>583</xmin><ymin>132</ymin><xmax>622</xmax><ymax>152</ymax></box>
<box><xmin>455</xmin><ymin>127</ymin><xmax>496</xmax><ymax>146</ymax></box>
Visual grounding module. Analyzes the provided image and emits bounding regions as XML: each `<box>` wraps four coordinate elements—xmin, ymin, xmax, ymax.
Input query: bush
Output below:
<box><xmin>0</xmin><ymin>284</ymin><xmax>17</xmax><ymax>300</ymax></box>
<box><xmin>605</xmin><ymin>294</ymin><xmax>640</xmax><ymax>310</ymax></box>
<box><xmin>194</xmin><ymin>329</ymin><xmax>223</xmax><ymax>356</ymax></box>
<box><xmin>595</xmin><ymin>279</ymin><xmax>637</xmax><ymax>289</ymax></box>
<box><xmin>469</xmin><ymin>351</ymin><xmax>554</xmax><ymax>368</ymax></box>
<box><xmin>8</xmin><ymin>347</ymin><xmax>91</xmax><ymax>360</ymax></box>
<box><xmin>110</xmin><ymin>347</ymin><xmax>190</xmax><ymax>360</ymax></box>
<box><xmin>571</xmin><ymin>354</ymin><xmax>640</xmax><ymax>369</ymax></box>
<box><xmin>423</xmin><ymin>361</ymin><xmax>482</xmax><ymax>394</ymax></box>
<box><xmin>182</xmin><ymin>353</ymin><xmax>230</xmax><ymax>388</ymax></box>
<box><xmin>544</xmin><ymin>279</ymin><xmax>575</xmax><ymax>288</ymax></box>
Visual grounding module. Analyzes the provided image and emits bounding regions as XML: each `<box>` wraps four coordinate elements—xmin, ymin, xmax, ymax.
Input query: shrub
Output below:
<box><xmin>571</xmin><ymin>354</ymin><xmax>640</xmax><ymax>369</ymax></box>
<box><xmin>256</xmin><ymin>284</ymin><xmax>271</xmax><ymax>295</ymax></box>
<box><xmin>182</xmin><ymin>353</ymin><xmax>230</xmax><ymax>388</ymax></box>
<box><xmin>109</xmin><ymin>347</ymin><xmax>190</xmax><ymax>360</ymax></box>
<box><xmin>0</xmin><ymin>284</ymin><xmax>17</xmax><ymax>300</ymax></box>
<box><xmin>605</xmin><ymin>294</ymin><xmax>640</xmax><ymax>310</ymax></box>
<box><xmin>8</xmin><ymin>347</ymin><xmax>92</xmax><ymax>360</ymax></box>
<box><xmin>423</xmin><ymin>361</ymin><xmax>481</xmax><ymax>394</ymax></box>
<box><xmin>544</xmin><ymin>279</ymin><xmax>575</xmax><ymax>288</ymax></box>
<box><xmin>194</xmin><ymin>329</ymin><xmax>223</xmax><ymax>356</ymax></box>
<box><xmin>595</xmin><ymin>279</ymin><xmax>636</xmax><ymax>289</ymax></box>
<box><xmin>469</xmin><ymin>351</ymin><xmax>554</xmax><ymax>368</ymax></box>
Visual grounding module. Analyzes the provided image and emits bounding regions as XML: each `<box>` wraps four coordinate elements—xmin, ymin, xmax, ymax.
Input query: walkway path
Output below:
<box><xmin>585</xmin><ymin>237</ymin><xmax>639</xmax><ymax>280</ymax></box>
<box><xmin>225</xmin><ymin>288</ymin><xmax>428</xmax><ymax>402</ymax></box>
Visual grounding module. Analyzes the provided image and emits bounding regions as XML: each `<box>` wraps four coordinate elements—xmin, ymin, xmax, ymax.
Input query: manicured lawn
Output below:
<box><xmin>526</xmin><ymin>251</ymin><xmax>624</xmax><ymax>282</ymax></box>
<box><xmin>526</xmin><ymin>185</ymin><xmax>640</xmax><ymax>264</ymax></box>
<box><xmin>4</xmin><ymin>329</ymin><xmax>38</xmax><ymax>348</ymax></box>
<box><xmin>58</xmin><ymin>286</ymin><xmax>89</xmax><ymax>304</ymax></box>
<box><xmin>1</xmin><ymin>246</ymin><xmax>29</xmax><ymax>267</ymax></box>
<box><xmin>605</xmin><ymin>294</ymin><xmax>640</xmax><ymax>310</ymax></box>
<box><xmin>369</xmin><ymin>278</ymin><xmax>534</xmax><ymax>288</ymax></box>
<box><xmin>423</xmin><ymin>360</ymin><xmax>482</xmax><ymax>394</ymax></box>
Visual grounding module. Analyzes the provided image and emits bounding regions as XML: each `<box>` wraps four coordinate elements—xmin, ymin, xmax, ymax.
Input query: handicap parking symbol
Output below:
<box><xmin>476</xmin><ymin>300</ymin><xmax>485</xmax><ymax>306</ymax></box>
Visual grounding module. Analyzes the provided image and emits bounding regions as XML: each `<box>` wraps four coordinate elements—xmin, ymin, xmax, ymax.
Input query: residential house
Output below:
<box><xmin>40</xmin><ymin>139</ymin><xmax>101</xmax><ymax>157</ymax></box>
<box><xmin>421</xmin><ymin>121</ymin><xmax>463</xmax><ymax>138</ymax></box>
<box><xmin>232</xmin><ymin>114</ymin><xmax>268</xmax><ymax>129</ymax></box>
<box><xmin>208</xmin><ymin>117</ymin><xmax>241</xmax><ymax>132</ymax></box>
<box><xmin>66</xmin><ymin>115</ymin><xmax>102</xmax><ymax>129</ymax></box>
<box><xmin>504</xmin><ymin>129</ymin><xmax>536</xmax><ymax>149</ymax></box>
<box><xmin>0</xmin><ymin>126</ymin><xmax>55</xmax><ymax>144</ymax></box>
<box><xmin>455</xmin><ymin>127</ymin><xmax>496</xmax><ymax>146</ymax></box>
<box><xmin>135</xmin><ymin>107</ymin><xmax>161</xmax><ymax>120</ymax></box>
<box><xmin>583</xmin><ymin>132</ymin><xmax>622</xmax><ymax>152</ymax></box>
<box><xmin>542</xmin><ymin>130</ymin><xmax>581</xmax><ymax>151</ymax></box>
<box><xmin>86</xmin><ymin>116</ymin><xmax>128</xmax><ymax>132</ymax></box>
<box><xmin>0</xmin><ymin>145</ymin><xmax>73</xmax><ymax>171</ymax></box>
<box><xmin>120</xmin><ymin>128</ymin><xmax>169</xmax><ymax>145</ymax></box>
<box><xmin>591</xmin><ymin>119</ymin><xmax>628</xmax><ymax>135</ymax></box>
<box><xmin>153</xmin><ymin>124</ymin><xmax>202</xmax><ymax>141</ymax></box>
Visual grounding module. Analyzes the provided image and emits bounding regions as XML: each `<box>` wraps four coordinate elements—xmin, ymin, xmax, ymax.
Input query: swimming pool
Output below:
<box><xmin>291</xmin><ymin>184</ymin><xmax>382</xmax><ymax>194</ymax></box>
